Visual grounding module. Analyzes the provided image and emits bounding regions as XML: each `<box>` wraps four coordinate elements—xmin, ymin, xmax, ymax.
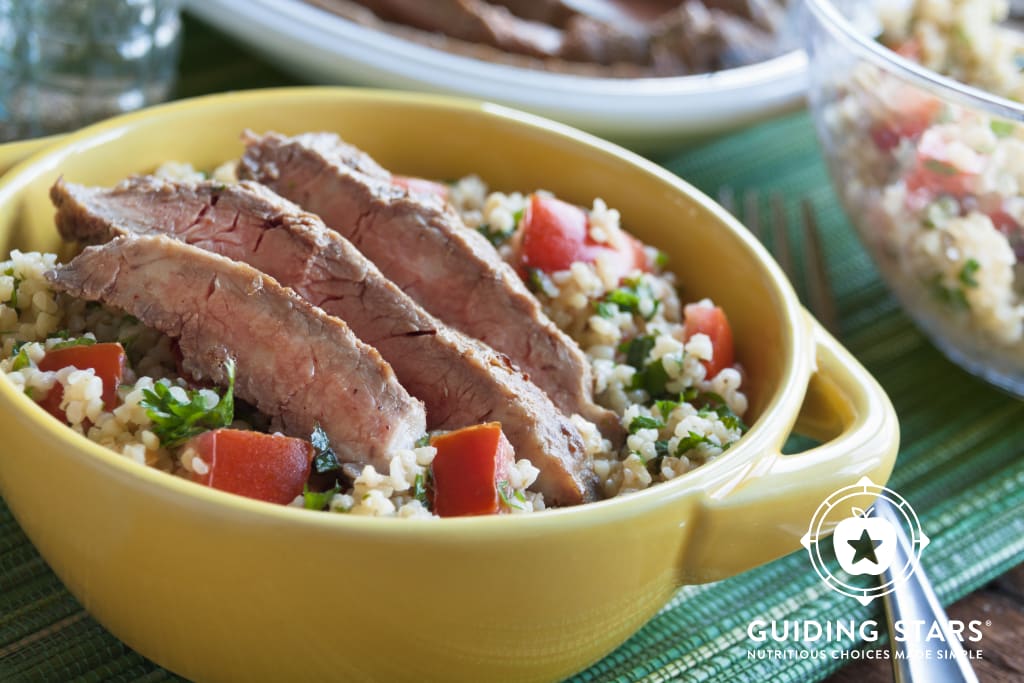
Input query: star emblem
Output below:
<box><xmin>848</xmin><ymin>528</ymin><xmax>882</xmax><ymax>564</ymax></box>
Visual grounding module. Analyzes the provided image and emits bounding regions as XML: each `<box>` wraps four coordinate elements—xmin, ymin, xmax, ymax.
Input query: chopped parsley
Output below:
<box><xmin>923</xmin><ymin>159</ymin><xmax>959</xmax><ymax>176</ymax></box>
<box><xmin>655</xmin><ymin>398</ymin><xmax>680</xmax><ymax>419</ymax></box>
<box><xmin>635</xmin><ymin>360</ymin><xmax>670</xmax><ymax>397</ymax></box>
<box><xmin>991</xmin><ymin>120</ymin><xmax>1015</xmax><ymax>138</ymax></box>
<box><xmin>922</xmin><ymin>196</ymin><xmax>959</xmax><ymax>230</ymax></box>
<box><xmin>415</xmin><ymin>434</ymin><xmax>432</xmax><ymax>448</ymax></box>
<box><xmin>10</xmin><ymin>345</ymin><xmax>30</xmax><ymax>371</ymax></box>
<box><xmin>525</xmin><ymin>268</ymin><xmax>559</xmax><ymax>298</ymax></box>
<box><xmin>141</xmin><ymin>359</ymin><xmax>236</xmax><ymax>448</ymax></box>
<box><xmin>413</xmin><ymin>470</ymin><xmax>433</xmax><ymax>509</ymax></box>
<box><xmin>675</xmin><ymin>431</ymin><xmax>714</xmax><ymax>456</ymax></box>
<box><xmin>654</xmin><ymin>250</ymin><xmax>669</xmax><ymax>269</ymax></box>
<box><xmin>600</xmin><ymin>276</ymin><xmax>660</xmax><ymax>320</ymax></box>
<box><xmin>497</xmin><ymin>480</ymin><xmax>526</xmax><ymax>511</ymax></box>
<box><xmin>49</xmin><ymin>336</ymin><xmax>96</xmax><ymax>351</ymax></box>
<box><xmin>596</xmin><ymin>301</ymin><xmax>617</xmax><ymax>319</ymax></box>
<box><xmin>3</xmin><ymin>267</ymin><xmax>21</xmax><ymax>309</ymax></box>
<box><xmin>696</xmin><ymin>392</ymin><xmax>748</xmax><ymax>432</ymax></box>
<box><xmin>302</xmin><ymin>481</ymin><xmax>342</xmax><ymax>511</ymax></box>
<box><xmin>620</xmin><ymin>336</ymin><xmax>672</xmax><ymax>398</ymax></box>
<box><xmin>628</xmin><ymin>415</ymin><xmax>665</xmax><ymax>434</ymax></box>
<box><xmin>310</xmin><ymin>423</ymin><xmax>341</xmax><ymax>474</ymax></box>
<box><xmin>928</xmin><ymin>275</ymin><xmax>969</xmax><ymax>310</ymax></box>
<box><xmin>620</xmin><ymin>335</ymin><xmax>656</xmax><ymax>370</ymax></box>
<box><xmin>477</xmin><ymin>223</ymin><xmax>515</xmax><ymax>246</ymax></box>
<box><xmin>958</xmin><ymin>259</ymin><xmax>980</xmax><ymax>288</ymax></box>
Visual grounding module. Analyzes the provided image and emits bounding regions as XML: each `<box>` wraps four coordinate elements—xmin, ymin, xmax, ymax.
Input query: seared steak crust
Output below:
<box><xmin>237</xmin><ymin>131</ymin><xmax>623</xmax><ymax>443</ymax></box>
<box><xmin>45</xmin><ymin>234</ymin><xmax>426</xmax><ymax>470</ymax></box>
<box><xmin>52</xmin><ymin>177</ymin><xmax>599</xmax><ymax>504</ymax></box>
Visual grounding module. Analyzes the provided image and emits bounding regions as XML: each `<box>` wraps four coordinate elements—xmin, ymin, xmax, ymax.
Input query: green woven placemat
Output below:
<box><xmin>2</xmin><ymin>15</ymin><xmax>1023</xmax><ymax>683</ymax></box>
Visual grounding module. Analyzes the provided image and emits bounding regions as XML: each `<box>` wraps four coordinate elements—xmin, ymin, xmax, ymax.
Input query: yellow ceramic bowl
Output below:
<box><xmin>0</xmin><ymin>88</ymin><xmax>898</xmax><ymax>683</ymax></box>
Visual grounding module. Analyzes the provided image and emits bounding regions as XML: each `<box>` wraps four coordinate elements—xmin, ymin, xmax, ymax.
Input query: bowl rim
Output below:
<box><xmin>0</xmin><ymin>86</ymin><xmax>809</xmax><ymax>535</ymax></box>
<box><xmin>804</xmin><ymin>0</ymin><xmax>1024</xmax><ymax>121</ymax></box>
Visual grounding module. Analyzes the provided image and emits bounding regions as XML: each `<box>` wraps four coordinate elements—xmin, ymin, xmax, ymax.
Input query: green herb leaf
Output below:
<box><xmin>525</xmin><ymin>268</ymin><xmax>559</xmax><ymax>298</ymax></box>
<box><xmin>601</xmin><ymin>276</ymin><xmax>660</xmax><ymax>320</ymax></box>
<box><xmin>141</xmin><ymin>359</ymin><xmax>236</xmax><ymax>448</ymax></box>
<box><xmin>991</xmin><ymin>120</ymin><xmax>1015</xmax><ymax>138</ymax></box>
<box><xmin>628</xmin><ymin>415</ymin><xmax>665</xmax><ymax>434</ymax></box>
<box><xmin>620</xmin><ymin>335</ymin><xmax>656</xmax><ymax>370</ymax></box>
<box><xmin>923</xmin><ymin>159</ymin><xmax>959</xmax><ymax>176</ymax></box>
<box><xmin>497</xmin><ymin>480</ymin><xmax>524</xmax><ymax>511</ymax></box>
<box><xmin>415</xmin><ymin>434</ymin><xmax>432</xmax><ymax>448</ymax></box>
<box><xmin>675</xmin><ymin>431</ymin><xmax>714</xmax><ymax>456</ymax></box>
<box><xmin>413</xmin><ymin>471</ymin><xmax>432</xmax><ymax>509</ymax></box>
<box><xmin>631</xmin><ymin>358</ymin><xmax>670</xmax><ymax>398</ymax></box>
<box><xmin>4</xmin><ymin>267</ymin><xmax>21</xmax><ymax>309</ymax></box>
<box><xmin>696</xmin><ymin>392</ymin><xmax>748</xmax><ymax>433</ymax></box>
<box><xmin>596</xmin><ymin>301</ymin><xmax>616</xmax><ymax>319</ymax></box>
<box><xmin>49</xmin><ymin>336</ymin><xmax>96</xmax><ymax>351</ymax></box>
<box><xmin>11</xmin><ymin>347</ymin><xmax>30</xmax><ymax>371</ymax></box>
<box><xmin>928</xmin><ymin>275</ymin><xmax>969</xmax><ymax>310</ymax></box>
<box><xmin>654</xmin><ymin>250</ymin><xmax>669</xmax><ymax>269</ymax></box>
<box><xmin>302</xmin><ymin>481</ymin><xmax>342</xmax><ymax>511</ymax></box>
<box><xmin>477</xmin><ymin>223</ymin><xmax>515</xmax><ymax>246</ymax></box>
<box><xmin>959</xmin><ymin>259</ymin><xmax>980</xmax><ymax>287</ymax></box>
<box><xmin>654</xmin><ymin>398</ymin><xmax>679</xmax><ymax>419</ymax></box>
<box><xmin>310</xmin><ymin>422</ymin><xmax>340</xmax><ymax>474</ymax></box>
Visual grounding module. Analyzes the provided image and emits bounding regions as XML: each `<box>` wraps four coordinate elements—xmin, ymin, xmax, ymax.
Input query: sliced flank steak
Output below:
<box><xmin>45</xmin><ymin>234</ymin><xmax>426</xmax><ymax>470</ymax></box>
<box><xmin>51</xmin><ymin>177</ymin><xmax>599</xmax><ymax>504</ymax></box>
<box><xmin>237</xmin><ymin>131</ymin><xmax>624</xmax><ymax>443</ymax></box>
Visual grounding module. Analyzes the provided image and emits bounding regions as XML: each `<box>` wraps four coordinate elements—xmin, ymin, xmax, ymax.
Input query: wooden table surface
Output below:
<box><xmin>826</xmin><ymin>565</ymin><xmax>1024</xmax><ymax>682</ymax></box>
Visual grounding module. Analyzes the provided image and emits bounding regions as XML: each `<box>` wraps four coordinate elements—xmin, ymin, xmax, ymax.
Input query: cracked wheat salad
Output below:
<box><xmin>1</xmin><ymin>130</ymin><xmax>748</xmax><ymax>518</ymax></box>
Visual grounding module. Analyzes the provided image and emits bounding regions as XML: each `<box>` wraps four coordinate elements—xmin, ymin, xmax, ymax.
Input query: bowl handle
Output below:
<box><xmin>678</xmin><ymin>313</ymin><xmax>899</xmax><ymax>583</ymax></box>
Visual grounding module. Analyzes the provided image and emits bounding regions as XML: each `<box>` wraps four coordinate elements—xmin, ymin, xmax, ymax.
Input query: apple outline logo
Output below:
<box><xmin>801</xmin><ymin>476</ymin><xmax>929</xmax><ymax>605</ymax></box>
<box><xmin>831</xmin><ymin>505</ymin><xmax>898</xmax><ymax>576</ymax></box>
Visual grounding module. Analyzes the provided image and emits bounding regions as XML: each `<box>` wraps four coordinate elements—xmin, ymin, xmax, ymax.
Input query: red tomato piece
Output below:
<box><xmin>186</xmin><ymin>428</ymin><xmax>314</xmax><ymax>505</ymax></box>
<box><xmin>518</xmin><ymin>194</ymin><xmax>647</xmax><ymax>283</ymax></box>
<box><xmin>36</xmin><ymin>342</ymin><xmax>127</xmax><ymax>420</ymax></box>
<box><xmin>905</xmin><ymin>128</ymin><xmax>984</xmax><ymax>201</ymax></box>
<box><xmin>430</xmin><ymin>422</ymin><xmax>516</xmax><ymax>518</ymax></box>
<box><xmin>683</xmin><ymin>304</ymin><xmax>735</xmax><ymax>379</ymax></box>
<box><xmin>868</xmin><ymin>90</ymin><xmax>942</xmax><ymax>152</ymax></box>
<box><xmin>392</xmin><ymin>175</ymin><xmax>449</xmax><ymax>201</ymax></box>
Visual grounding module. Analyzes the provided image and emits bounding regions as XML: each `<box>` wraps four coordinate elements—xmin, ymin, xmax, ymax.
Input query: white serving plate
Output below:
<box><xmin>184</xmin><ymin>0</ymin><xmax>808</xmax><ymax>150</ymax></box>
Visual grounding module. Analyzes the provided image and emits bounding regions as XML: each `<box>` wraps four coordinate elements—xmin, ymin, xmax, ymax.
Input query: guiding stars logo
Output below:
<box><xmin>801</xmin><ymin>476</ymin><xmax>929</xmax><ymax>605</ymax></box>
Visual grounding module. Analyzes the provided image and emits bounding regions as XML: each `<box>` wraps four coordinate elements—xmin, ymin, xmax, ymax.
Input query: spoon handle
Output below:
<box><xmin>873</xmin><ymin>497</ymin><xmax>979</xmax><ymax>683</ymax></box>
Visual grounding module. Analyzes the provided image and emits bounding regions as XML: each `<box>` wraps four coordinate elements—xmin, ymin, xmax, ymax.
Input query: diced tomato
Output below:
<box><xmin>518</xmin><ymin>194</ymin><xmax>647</xmax><ymax>283</ymax></box>
<box><xmin>36</xmin><ymin>342</ymin><xmax>127</xmax><ymax>420</ymax></box>
<box><xmin>987</xmin><ymin>208</ymin><xmax>1019</xmax><ymax>235</ymax></box>
<box><xmin>905</xmin><ymin>129</ymin><xmax>984</xmax><ymax>202</ymax></box>
<box><xmin>430</xmin><ymin>422</ymin><xmax>516</xmax><ymax>518</ymax></box>
<box><xmin>392</xmin><ymin>175</ymin><xmax>449</xmax><ymax>201</ymax></box>
<box><xmin>869</xmin><ymin>91</ymin><xmax>942</xmax><ymax>152</ymax></box>
<box><xmin>891</xmin><ymin>38</ymin><xmax>922</xmax><ymax>62</ymax></box>
<box><xmin>683</xmin><ymin>304</ymin><xmax>735</xmax><ymax>379</ymax></box>
<box><xmin>185</xmin><ymin>428</ymin><xmax>314</xmax><ymax>505</ymax></box>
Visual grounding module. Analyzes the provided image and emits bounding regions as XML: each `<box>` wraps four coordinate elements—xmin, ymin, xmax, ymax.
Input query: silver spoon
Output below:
<box><xmin>872</xmin><ymin>497</ymin><xmax>979</xmax><ymax>682</ymax></box>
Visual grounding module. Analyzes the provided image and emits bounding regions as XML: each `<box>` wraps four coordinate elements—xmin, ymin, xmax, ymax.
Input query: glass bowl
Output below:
<box><xmin>802</xmin><ymin>0</ymin><xmax>1024</xmax><ymax>396</ymax></box>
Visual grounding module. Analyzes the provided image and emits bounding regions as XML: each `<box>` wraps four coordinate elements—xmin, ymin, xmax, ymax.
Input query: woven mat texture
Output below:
<box><xmin>1</xmin><ymin>15</ymin><xmax>1022</xmax><ymax>683</ymax></box>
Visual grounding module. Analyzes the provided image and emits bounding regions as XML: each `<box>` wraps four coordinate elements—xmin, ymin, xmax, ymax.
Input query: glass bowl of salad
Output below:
<box><xmin>803</xmin><ymin>0</ymin><xmax>1024</xmax><ymax>395</ymax></box>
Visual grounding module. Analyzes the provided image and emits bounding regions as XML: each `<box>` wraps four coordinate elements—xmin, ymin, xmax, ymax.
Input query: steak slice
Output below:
<box><xmin>52</xmin><ymin>177</ymin><xmax>599</xmax><ymax>505</ymax></box>
<box><xmin>45</xmin><ymin>234</ymin><xmax>426</xmax><ymax>471</ymax></box>
<box><xmin>237</xmin><ymin>131</ymin><xmax>624</xmax><ymax>444</ymax></box>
